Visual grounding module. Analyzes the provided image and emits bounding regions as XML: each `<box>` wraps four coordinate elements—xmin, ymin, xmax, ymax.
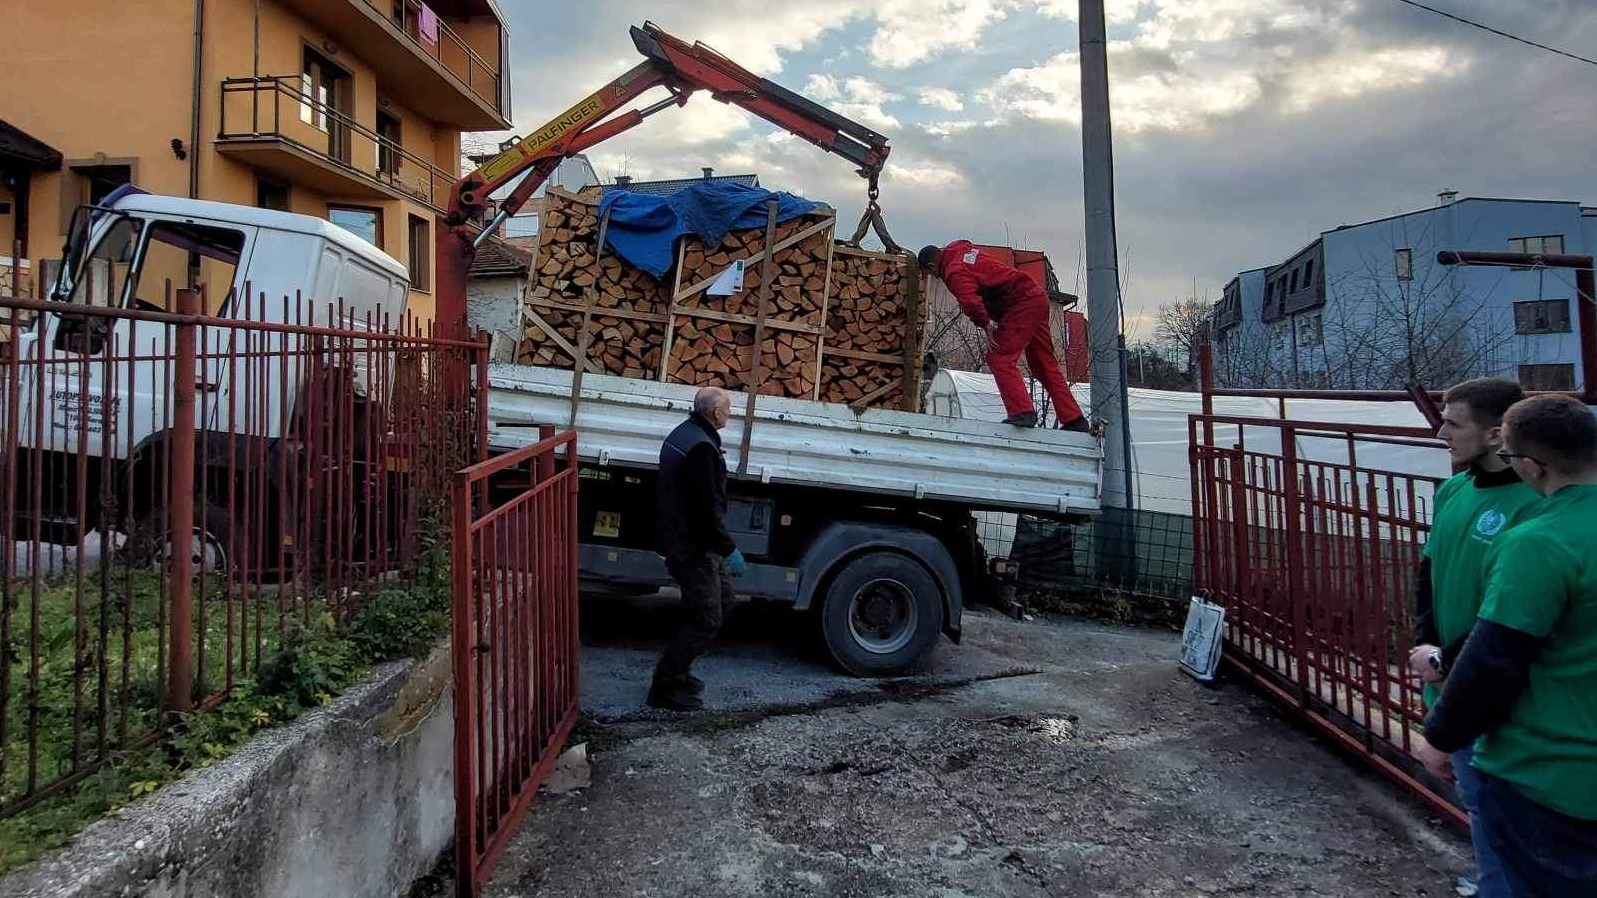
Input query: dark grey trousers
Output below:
<box><xmin>653</xmin><ymin>553</ymin><xmax>736</xmax><ymax>685</ymax></box>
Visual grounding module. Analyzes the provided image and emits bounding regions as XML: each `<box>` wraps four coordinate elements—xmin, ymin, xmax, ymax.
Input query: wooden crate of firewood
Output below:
<box><xmin>663</xmin><ymin>209</ymin><xmax>835</xmax><ymax>396</ymax></box>
<box><xmin>516</xmin><ymin>188</ymin><xmax>672</xmax><ymax>377</ymax></box>
<box><xmin>515</xmin><ymin>187</ymin><xmax>924</xmax><ymax>411</ymax></box>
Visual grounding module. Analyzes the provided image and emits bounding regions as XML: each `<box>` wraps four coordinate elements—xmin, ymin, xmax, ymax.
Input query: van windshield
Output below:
<box><xmin>59</xmin><ymin>216</ymin><xmax>143</xmax><ymax>308</ymax></box>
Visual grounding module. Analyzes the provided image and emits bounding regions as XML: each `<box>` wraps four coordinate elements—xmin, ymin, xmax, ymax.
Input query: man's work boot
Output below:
<box><xmin>1058</xmin><ymin>416</ymin><xmax>1092</xmax><ymax>433</ymax></box>
<box><xmin>1003</xmin><ymin>410</ymin><xmax>1040</xmax><ymax>428</ymax></box>
<box><xmin>647</xmin><ymin>679</ymin><xmax>703</xmax><ymax>712</ymax></box>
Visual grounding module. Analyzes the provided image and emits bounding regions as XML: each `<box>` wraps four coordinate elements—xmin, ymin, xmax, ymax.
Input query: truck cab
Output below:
<box><xmin>9</xmin><ymin>186</ymin><xmax>411</xmax><ymax>564</ymax></box>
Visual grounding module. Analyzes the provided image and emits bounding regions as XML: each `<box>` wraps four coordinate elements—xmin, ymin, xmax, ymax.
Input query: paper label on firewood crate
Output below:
<box><xmin>706</xmin><ymin>260</ymin><xmax>746</xmax><ymax>296</ymax></box>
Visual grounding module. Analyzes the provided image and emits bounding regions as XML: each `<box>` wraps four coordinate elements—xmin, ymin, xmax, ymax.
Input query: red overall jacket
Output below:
<box><xmin>935</xmin><ymin>239</ymin><xmax>1048</xmax><ymax>329</ymax></box>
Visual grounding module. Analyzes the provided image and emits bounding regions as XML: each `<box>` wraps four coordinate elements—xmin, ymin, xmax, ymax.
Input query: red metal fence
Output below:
<box><xmin>0</xmin><ymin>288</ymin><xmax>485</xmax><ymax>816</ymax></box>
<box><xmin>1189</xmin><ymin>411</ymin><xmax>1466</xmax><ymax>827</ymax></box>
<box><xmin>451</xmin><ymin>425</ymin><xmax>580</xmax><ymax>897</ymax></box>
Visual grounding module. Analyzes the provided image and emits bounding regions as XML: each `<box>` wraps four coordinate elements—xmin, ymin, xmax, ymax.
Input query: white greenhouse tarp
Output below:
<box><xmin>925</xmin><ymin>370</ymin><xmax>1448</xmax><ymax>523</ymax></box>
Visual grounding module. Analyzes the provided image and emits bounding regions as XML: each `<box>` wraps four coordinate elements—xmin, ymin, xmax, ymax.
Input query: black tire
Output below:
<box><xmin>123</xmin><ymin>502</ymin><xmax>234</xmax><ymax>575</ymax></box>
<box><xmin>819</xmin><ymin>551</ymin><xmax>945</xmax><ymax>676</ymax></box>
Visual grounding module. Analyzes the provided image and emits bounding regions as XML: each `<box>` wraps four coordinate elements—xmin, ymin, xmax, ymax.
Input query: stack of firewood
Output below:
<box><xmin>517</xmin><ymin>190</ymin><xmax>671</xmax><ymax>374</ymax></box>
<box><xmin>515</xmin><ymin>188</ymin><xmax>923</xmax><ymax>410</ymax></box>
<box><xmin>819</xmin><ymin>248</ymin><xmax>910</xmax><ymax>405</ymax></box>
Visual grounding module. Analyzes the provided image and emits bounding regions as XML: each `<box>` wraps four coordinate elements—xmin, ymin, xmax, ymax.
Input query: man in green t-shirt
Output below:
<box><xmin>1408</xmin><ymin>378</ymin><xmax>1539</xmax><ymax>892</ymax></box>
<box><xmin>1420</xmin><ymin>395</ymin><xmax>1597</xmax><ymax>897</ymax></box>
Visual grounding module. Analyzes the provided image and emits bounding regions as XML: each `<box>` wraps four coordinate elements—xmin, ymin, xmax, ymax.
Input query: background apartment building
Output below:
<box><xmin>0</xmin><ymin>0</ymin><xmax>510</xmax><ymax>322</ymax></box>
<box><xmin>1214</xmin><ymin>194</ymin><xmax>1595</xmax><ymax>392</ymax></box>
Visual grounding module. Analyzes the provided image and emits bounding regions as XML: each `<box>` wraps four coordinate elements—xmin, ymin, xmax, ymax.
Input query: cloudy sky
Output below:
<box><xmin>483</xmin><ymin>0</ymin><xmax>1597</xmax><ymax>337</ymax></box>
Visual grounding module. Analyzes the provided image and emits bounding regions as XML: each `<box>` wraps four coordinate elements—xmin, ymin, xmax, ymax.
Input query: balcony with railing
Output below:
<box><xmin>275</xmin><ymin>0</ymin><xmax>509</xmax><ymax>129</ymax></box>
<box><xmin>217</xmin><ymin>76</ymin><xmax>455</xmax><ymax>212</ymax></box>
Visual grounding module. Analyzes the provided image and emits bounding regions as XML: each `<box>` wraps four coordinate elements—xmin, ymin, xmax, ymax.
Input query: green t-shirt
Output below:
<box><xmin>1421</xmin><ymin>471</ymin><xmax>1542</xmax><ymax>706</ymax></box>
<box><xmin>1474</xmin><ymin>483</ymin><xmax>1597</xmax><ymax>821</ymax></box>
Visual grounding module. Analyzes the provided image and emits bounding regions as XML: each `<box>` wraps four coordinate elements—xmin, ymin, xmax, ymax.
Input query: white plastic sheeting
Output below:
<box><xmin>925</xmin><ymin>370</ymin><xmax>1449</xmax><ymax>523</ymax></box>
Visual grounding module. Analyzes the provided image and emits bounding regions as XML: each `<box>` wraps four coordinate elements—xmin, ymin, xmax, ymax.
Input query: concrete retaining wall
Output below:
<box><xmin>0</xmin><ymin>645</ymin><xmax>456</xmax><ymax>898</ymax></box>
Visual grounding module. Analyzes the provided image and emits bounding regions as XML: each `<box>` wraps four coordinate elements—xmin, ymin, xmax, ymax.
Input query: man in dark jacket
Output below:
<box><xmin>650</xmin><ymin>386</ymin><xmax>746</xmax><ymax>711</ymax></box>
<box><xmin>919</xmin><ymin>241</ymin><xmax>1088</xmax><ymax>431</ymax></box>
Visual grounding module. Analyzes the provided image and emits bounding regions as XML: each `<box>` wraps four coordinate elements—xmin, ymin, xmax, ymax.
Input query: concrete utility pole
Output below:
<box><xmin>1079</xmin><ymin>0</ymin><xmax>1133</xmax><ymax>511</ymax></box>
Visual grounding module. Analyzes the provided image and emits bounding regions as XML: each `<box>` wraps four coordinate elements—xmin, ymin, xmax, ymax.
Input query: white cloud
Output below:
<box><xmin>867</xmin><ymin>0</ymin><xmax>1018</xmax><ymax>68</ymax></box>
<box><xmin>803</xmin><ymin>75</ymin><xmax>903</xmax><ymax>129</ymax></box>
<box><xmin>886</xmin><ymin>158</ymin><xmax>967</xmax><ymax>188</ymax></box>
<box><xmin>1033</xmin><ymin>0</ymin><xmax>1147</xmax><ymax>26</ymax></box>
<box><xmin>919</xmin><ymin>120</ymin><xmax>983</xmax><ymax>137</ymax></box>
<box><xmin>979</xmin><ymin>1</ymin><xmax>1466</xmax><ymax>134</ymax></box>
<box><xmin>919</xmin><ymin>88</ymin><xmax>965</xmax><ymax>111</ymax></box>
<box><xmin>1282</xmin><ymin>46</ymin><xmax>1459</xmax><ymax>112</ymax></box>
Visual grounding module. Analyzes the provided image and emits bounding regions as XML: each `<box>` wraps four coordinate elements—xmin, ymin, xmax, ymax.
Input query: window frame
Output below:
<box><xmin>1512</xmin><ymin>299</ymin><xmax>1572</xmax><ymax>335</ymax></box>
<box><xmin>328</xmin><ymin>204</ymin><xmax>384</xmax><ymax>248</ymax></box>
<box><xmin>1518</xmin><ymin>363</ymin><xmax>1575</xmax><ymax>392</ymax></box>
<box><xmin>406</xmin><ymin>213</ymin><xmax>430</xmax><ymax>292</ymax></box>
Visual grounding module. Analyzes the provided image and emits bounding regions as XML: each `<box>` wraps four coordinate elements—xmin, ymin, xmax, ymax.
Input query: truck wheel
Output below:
<box><xmin>819</xmin><ymin>552</ymin><xmax>945</xmax><ymax>676</ymax></box>
<box><xmin>123</xmin><ymin>503</ymin><xmax>233</xmax><ymax>575</ymax></box>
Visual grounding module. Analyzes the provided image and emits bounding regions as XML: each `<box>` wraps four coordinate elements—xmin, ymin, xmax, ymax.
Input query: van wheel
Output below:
<box><xmin>123</xmin><ymin>503</ymin><xmax>233</xmax><ymax>575</ymax></box>
<box><xmin>819</xmin><ymin>552</ymin><xmax>944</xmax><ymax>677</ymax></box>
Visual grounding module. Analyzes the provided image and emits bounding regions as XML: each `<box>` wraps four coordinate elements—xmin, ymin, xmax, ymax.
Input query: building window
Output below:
<box><xmin>407</xmin><ymin>214</ymin><xmax>430</xmax><ymax>291</ymax></box>
<box><xmin>59</xmin><ymin>162</ymin><xmax>134</xmax><ymax>236</ymax></box>
<box><xmin>1303</xmin><ymin>260</ymin><xmax>1314</xmax><ymax>288</ymax></box>
<box><xmin>377</xmin><ymin>110</ymin><xmax>402</xmax><ymax>178</ymax></box>
<box><xmin>1519</xmin><ymin>363</ymin><xmax>1575</xmax><ymax>392</ymax></box>
<box><xmin>1513</xmin><ymin>299</ymin><xmax>1572</xmax><ymax>335</ymax></box>
<box><xmin>302</xmin><ymin>48</ymin><xmax>352</xmax><ymax>163</ymax></box>
<box><xmin>1298</xmin><ymin>312</ymin><xmax>1323</xmax><ymax>347</ymax></box>
<box><xmin>1395</xmin><ymin>248</ymin><xmax>1413</xmax><ymax>281</ymax></box>
<box><xmin>1508</xmin><ymin>235</ymin><xmax>1565</xmax><ymax>256</ymax></box>
<box><xmin>256</xmin><ymin>178</ymin><xmax>290</xmax><ymax>212</ymax></box>
<box><xmin>329</xmin><ymin>205</ymin><xmax>382</xmax><ymax>247</ymax></box>
<box><xmin>81</xmin><ymin>165</ymin><xmax>132</xmax><ymax>205</ymax></box>
<box><xmin>1290</xmin><ymin>268</ymin><xmax>1300</xmax><ymax>293</ymax></box>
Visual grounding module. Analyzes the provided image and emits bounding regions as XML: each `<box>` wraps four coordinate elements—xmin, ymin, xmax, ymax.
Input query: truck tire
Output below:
<box><xmin>123</xmin><ymin>502</ymin><xmax>233</xmax><ymax>575</ymax></box>
<box><xmin>819</xmin><ymin>551</ymin><xmax>945</xmax><ymax>676</ymax></box>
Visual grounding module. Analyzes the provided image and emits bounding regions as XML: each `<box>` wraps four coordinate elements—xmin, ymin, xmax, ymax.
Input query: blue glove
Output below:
<box><xmin>726</xmin><ymin>548</ymin><xmax>747</xmax><ymax>576</ymax></box>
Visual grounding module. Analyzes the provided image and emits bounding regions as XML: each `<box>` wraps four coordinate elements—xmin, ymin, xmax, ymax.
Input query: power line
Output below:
<box><xmin>1387</xmin><ymin>0</ymin><xmax>1597</xmax><ymax>68</ymax></box>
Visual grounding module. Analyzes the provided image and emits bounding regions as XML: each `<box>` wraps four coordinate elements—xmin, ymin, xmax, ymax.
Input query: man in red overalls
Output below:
<box><xmin>920</xmin><ymin>242</ymin><xmax>1089</xmax><ymax>431</ymax></box>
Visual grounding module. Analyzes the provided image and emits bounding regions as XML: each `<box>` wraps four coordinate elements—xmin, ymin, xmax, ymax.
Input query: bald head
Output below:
<box><xmin>693</xmin><ymin>386</ymin><xmax>732</xmax><ymax>430</ymax></box>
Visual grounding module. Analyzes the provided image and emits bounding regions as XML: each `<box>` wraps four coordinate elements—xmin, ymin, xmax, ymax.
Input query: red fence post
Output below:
<box><xmin>451</xmin><ymin>464</ymin><xmax>479</xmax><ymax>897</ymax></box>
<box><xmin>166</xmin><ymin>288</ymin><xmax>200</xmax><ymax>719</ymax></box>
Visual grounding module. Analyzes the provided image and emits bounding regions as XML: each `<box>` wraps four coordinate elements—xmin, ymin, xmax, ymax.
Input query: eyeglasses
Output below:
<box><xmin>1496</xmin><ymin>450</ymin><xmax>1542</xmax><ymax>465</ymax></box>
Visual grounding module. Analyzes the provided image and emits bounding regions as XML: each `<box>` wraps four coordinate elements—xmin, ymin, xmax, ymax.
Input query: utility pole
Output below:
<box><xmin>1080</xmin><ymin>0</ymin><xmax>1131</xmax><ymax>509</ymax></box>
<box><xmin>1080</xmin><ymin>0</ymin><xmax>1137</xmax><ymax>581</ymax></box>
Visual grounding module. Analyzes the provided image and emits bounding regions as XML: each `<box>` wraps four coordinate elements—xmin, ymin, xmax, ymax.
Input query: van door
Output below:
<box><xmin>120</xmin><ymin>218</ymin><xmax>257</xmax><ymax>436</ymax></box>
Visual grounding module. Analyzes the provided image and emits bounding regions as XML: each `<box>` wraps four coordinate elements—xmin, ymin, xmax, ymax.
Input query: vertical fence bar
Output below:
<box><xmin>451</xmin><ymin>466</ymin><xmax>480</xmax><ymax>898</ymax></box>
<box><xmin>166</xmin><ymin>289</ymin><xmax>200</xmax><ymax>718</ymax></box>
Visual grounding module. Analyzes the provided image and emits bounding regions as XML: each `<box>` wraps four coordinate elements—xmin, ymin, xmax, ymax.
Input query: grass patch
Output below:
<box><xmin>0</xmin><ymin>545</ymin><xmax>451</xmax><ymax>874</ymax></box>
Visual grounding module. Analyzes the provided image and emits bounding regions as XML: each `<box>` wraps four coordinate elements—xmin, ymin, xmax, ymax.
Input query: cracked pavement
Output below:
<box><xmin>478</xmin><ymin>596</ymin><xmax>1471</xmax><ymax>897</ymax></box>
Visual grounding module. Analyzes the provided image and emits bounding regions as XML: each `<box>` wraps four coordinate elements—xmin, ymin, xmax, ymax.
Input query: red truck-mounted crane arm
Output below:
<box><xmin>437</xmin><ymin>22</ymin><xmax>894</xmax><ymax>337</ymax></box>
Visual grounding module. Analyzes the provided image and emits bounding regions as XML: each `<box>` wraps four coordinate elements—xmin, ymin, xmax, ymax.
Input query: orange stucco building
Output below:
<box><xmin>0</xmin><ymin>0</ymin><xmax>511</xmax><ymax>322</ymax></box>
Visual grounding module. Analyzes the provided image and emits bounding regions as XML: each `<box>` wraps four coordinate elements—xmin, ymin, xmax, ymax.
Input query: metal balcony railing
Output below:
<box><xmin>218</xmin><ymin>76</ymin><xmax>455</xmax><ymax>211</ymax></box>
<box><xmin>366</xmin><ymin>0</ymin><xmax>502</xmax><ymax>112</ymax></box>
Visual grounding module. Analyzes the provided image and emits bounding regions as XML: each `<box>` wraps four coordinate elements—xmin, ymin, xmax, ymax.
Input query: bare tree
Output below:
<box><xmin>1154</xmin><ymin>296</ymin><xmax>1211</xmax><ymax>381</ymax></box>
<box><xmin>1212</xmin><ymin>319</ymin><xmax>1278</xmax><ymax>388</ymax></box>
<box><xmin>924</xmin><ymin>301</ymin><xmax>989</xmax><ymax>373</ymax></box>
<box><xmin>1320</xmin><ymin>221</ymin><xmax>1512</xmax><ymax>391</ymax></box>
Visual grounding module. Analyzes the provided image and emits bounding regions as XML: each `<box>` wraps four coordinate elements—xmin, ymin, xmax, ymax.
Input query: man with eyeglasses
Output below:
<box><xmin>1408</xmin><ymin>379</ymin><xmax>1541</xmax><ymax>892</ymax></box>
<box><xmin>1418</xmin><ymin>394</ymin><xmax>1597</xmax><ymax>896</ymax></box>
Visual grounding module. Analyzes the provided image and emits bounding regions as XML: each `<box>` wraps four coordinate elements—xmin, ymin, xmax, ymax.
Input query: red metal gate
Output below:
<box><xmin>451</xmin><ymin>425</ymin><xmax>581</xmax><ymax>895</ymax></box>
<box><xmin>1188</xmin><ymin>411</ymin><xmax>1468</xmax><ymax>828</ymax></box>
